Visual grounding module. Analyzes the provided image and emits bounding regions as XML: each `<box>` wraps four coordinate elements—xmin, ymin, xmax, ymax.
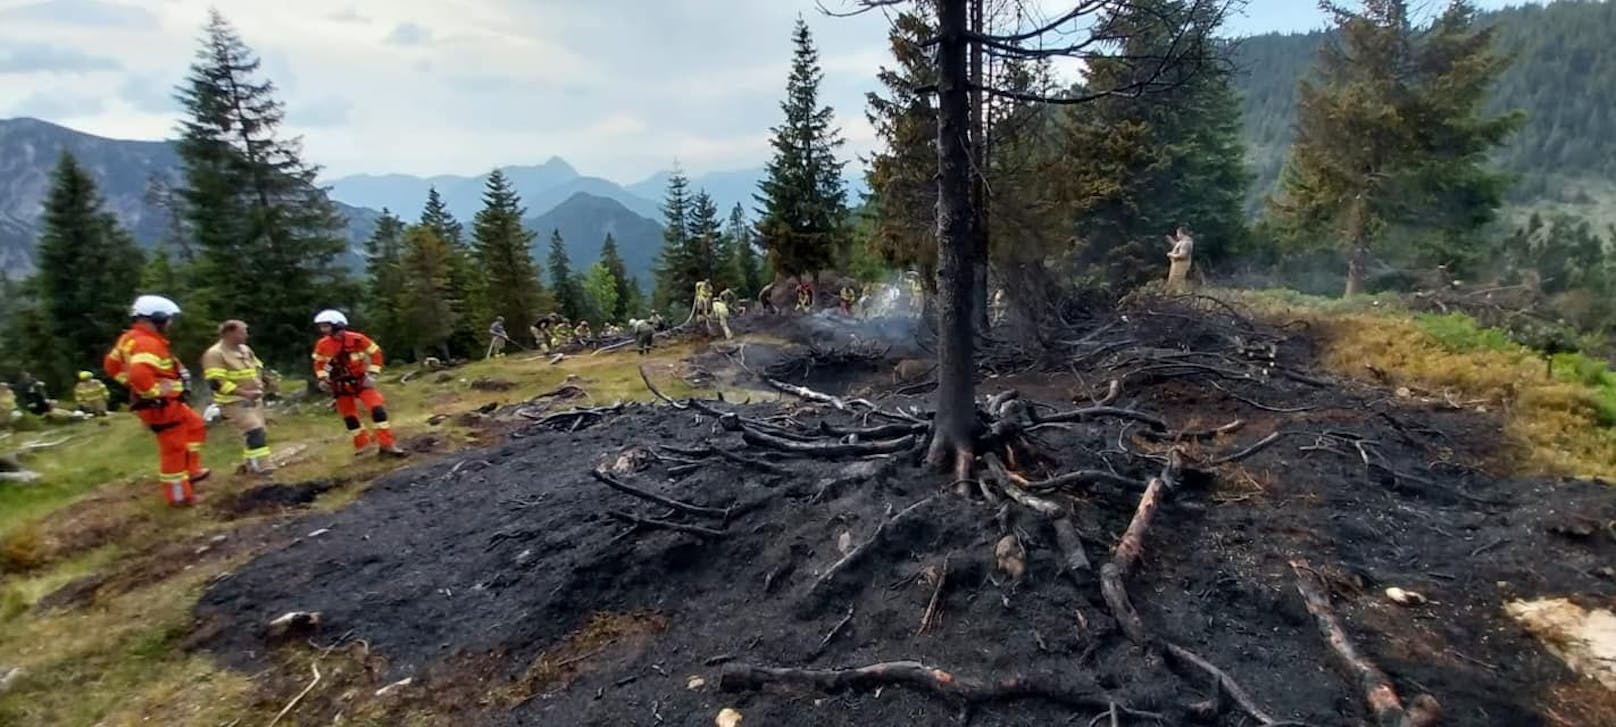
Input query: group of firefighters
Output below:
<box><xmin>64</xmin><ymin>235</ymin><xmax>1193</xmax><ymax>510</ymax></box>
<box><xmin>0</xmin><ymin>370</ymin><xmax>111</xmax><ymax>426</ymax></box>
<box><xmin>93</xmin><ymin>294</ymin><xmax>406</xmax><ymax>508</ymax></box>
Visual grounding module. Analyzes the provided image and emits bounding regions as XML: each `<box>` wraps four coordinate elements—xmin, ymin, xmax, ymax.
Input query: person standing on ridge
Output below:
<box><xmin>487</xmin><ymin>316</ymin><xmax>510</xmax><ymax>359</ymax></box>
<box><xmin>202</xmin><ymin>320</ymin><xmax>274</xmax><ymax>475</ymax></box>
<box><xmin>1165</xmin><ymin>225</ymin><xmax>1195</xmax><ymax>292</ymax></box>
<box><xmin>105</xmin><ymin>295</ymin><xmax>209</xmax><ymax>507</ymax></box>
<box><xmin>311</xmin><ymin>310</ymin><xmax>406</xmax><ymax>458</ymax></box>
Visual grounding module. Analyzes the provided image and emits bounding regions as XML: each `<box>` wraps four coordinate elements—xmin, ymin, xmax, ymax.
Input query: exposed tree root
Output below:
<box><xmin>718</xmin><ymin>660</ymin><xmax>1132</xmax><ymax>712</ymax></box>
<box><xmin>739</xmin><ymin>427</ymin><xmax>917</xmax><ymax>458</ymax></box>
<box><xmin>1291</xmin><ymin>559</ymin><xmax>1442</xmax><ymax>727</ymax></box>
<box><xmin>1022</xmin><ymin>469</ymin><xmax>1147</xmax><ymax>493</ymax></box>
<box><xmin>983</xmin><ymin>454</ymin><xmax>1065</xmax><ymax>517</ymax></box>
<box><xmin>1030</xmin><ymin>405</ymin><xmax>1168</xmax><ymax>431</ymax></box>
<box><xmin>637</xmin><ymin>365</ymin><xmax>687</xmax><ymax>409</ymax></box>
<box><xmin>1164</xmin><ymin>643</ymin><xmax>1286</xmax><ymax>726</ymax></box>
<box><xmin>709</xmin><ymin>446</ymin><xmax>790</xmax><ymax>475</ymax></box>
<box><xmin>590</xmin><ymin>469</ymin><xmax>730</xmax><ymax>521</ymax></box>
<box><xmin>605</xmin><ymin>510</ymin><xmax>725</xmax><ymax>539</ymax></box>
<box><xmin>805</xmin><ymin>495</ymin><xmax>938</xmax><ymax>605</ymax></box>
<box><xmin>817</xmin><ymin>420</ymin><xmax>929</xmax><ymax>440</ymax></box>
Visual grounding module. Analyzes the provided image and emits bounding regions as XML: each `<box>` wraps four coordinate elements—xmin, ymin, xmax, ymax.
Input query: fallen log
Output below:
<box><xmin>765</xmin><ymin>378</ymin><xmax>874</xmax><ymax>412</ymax></box>
<box><xmin>590</xmin><ymin>469</ymin><xmax>730</xmax><ymax>521</ymax></box>
<box><xmin>606</xmin><ymin>510</ymin><xmax>726</xmax><ymax>539</ymax></box>
<box><xmin>741</xmin><ymin>427</ymin><xmax>917</xmax><ymax>458</ymax></box>
<box><xmin>1291</xmin><ymin>559</ymin><xmax>1442</xmax><ymax>727</ymax></box>
<box><xmin>719</xmin><ymin>660</ymin><xmax>1127</xmax><ymax>712</ymax></box>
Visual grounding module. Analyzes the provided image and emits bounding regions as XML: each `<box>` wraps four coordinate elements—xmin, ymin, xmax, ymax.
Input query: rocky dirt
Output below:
<box><xmin>194</xmin><ymin>301</ymin><xmax>1616</xmax><ymax>726</ymax></box>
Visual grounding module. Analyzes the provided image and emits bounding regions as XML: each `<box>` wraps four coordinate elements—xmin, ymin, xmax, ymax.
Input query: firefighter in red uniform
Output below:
<box><xmin>105</xmin><ymin>295</ymin><xmax>209</xmax><ymax>506</ymax></box>
<box><xmin>311</xmin><ymin>309</ymin><xmax>407</xmax><ymax>457</ymax></box>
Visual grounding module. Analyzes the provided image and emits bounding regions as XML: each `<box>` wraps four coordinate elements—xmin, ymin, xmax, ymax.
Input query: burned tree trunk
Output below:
<box><xmin>927</xmin><ymin>0</ymin><xmax>979</xmax><ymax>481</ymax></box>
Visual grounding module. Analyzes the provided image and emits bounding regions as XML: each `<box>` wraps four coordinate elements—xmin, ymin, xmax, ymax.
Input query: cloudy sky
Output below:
<box><xmin>0</xmin><ymin>0</ymin><xmax>1533</xmax><ymax>183</ymax></box>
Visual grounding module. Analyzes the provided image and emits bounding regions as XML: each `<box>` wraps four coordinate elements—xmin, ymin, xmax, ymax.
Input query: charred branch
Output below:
<box><xmin>1031</xmin><ymin>406</ymin><xmax>1167</xmax><ymax>432</ymax></box>
<box><xmin>719</xmin><ymin>660</ymin><xmax>1124</xmax><ymax>712</ymax></box>
<box><xmin>740</xmin><ymin>426</ymin><xmax>918</xmax><ymax>458</ymax></box>
<box><xmin>590</xmin><ymin>469</ymin><xmax>731</xmax><ymax>521</ymax></box>
<box><xmin>1291</xmin><ymin>560</ymin><xmax>1442</xmax><ymax>727</ymax></box>
<box><xmin>606</xmin><ymin>510</ymin><xmax>726</xmax><ymax>539</ymax></box>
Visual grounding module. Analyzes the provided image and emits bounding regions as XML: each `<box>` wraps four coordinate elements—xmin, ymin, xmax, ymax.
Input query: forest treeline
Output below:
<box><xmin>1235</xmin><ymin>0</ymin><xmax>1616</xmax><ymax>208</ymax></box>
<box><xmin>3</xmin><ymin>1</ymin><xmax>1614</xmax><ymax>398</ymax></box>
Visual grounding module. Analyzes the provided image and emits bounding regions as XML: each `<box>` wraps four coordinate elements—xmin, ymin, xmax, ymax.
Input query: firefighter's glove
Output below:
<box><xmin>318</xmin><ymin>380</ymin><xmax>332</xmax><ymax>394</ymax></box>
<box><xmin>361</xmin><ymin>374</ymin><xmax>377</xmax><ymax>389</ymax></box>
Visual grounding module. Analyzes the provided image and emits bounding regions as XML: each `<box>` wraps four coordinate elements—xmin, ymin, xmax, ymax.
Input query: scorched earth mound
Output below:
<box><xmin>196</xmin><ymin>299</ymin><xmax>1615</xmax><ymax>726</ymax></box>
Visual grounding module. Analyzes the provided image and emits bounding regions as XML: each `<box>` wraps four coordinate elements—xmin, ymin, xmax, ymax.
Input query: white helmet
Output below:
<box><xmin>130</xmin><ymin>294</ymin><xmax>181</xmax><ymax>320</ymax></box>
<box><xmin>314</xmin><ymin>309</ymin><xmax>349</xmax><ymax>327</ymax></box>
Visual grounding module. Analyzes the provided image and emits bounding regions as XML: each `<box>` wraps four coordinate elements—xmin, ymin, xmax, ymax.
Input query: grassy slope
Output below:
<box><xmin>0</xmin><ymin>342</ymin><xmax>711</xmax><ymax>726</ymax></box>
<box><xmin>1233</xmin><ymin>288</ymin><xmax>1616</xmax><ymax>480</ymax></box>
<box><xmin>3</xmin><ymin>301</ymin><xmax>1609</xmax><ymax>724</ymax></box>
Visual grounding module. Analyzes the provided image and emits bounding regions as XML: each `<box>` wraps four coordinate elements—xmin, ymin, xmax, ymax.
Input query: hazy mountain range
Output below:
<box><xmin>0</xmin><ymin>116</ymin><xmax>866</xmax><ymax>283</ymax></box>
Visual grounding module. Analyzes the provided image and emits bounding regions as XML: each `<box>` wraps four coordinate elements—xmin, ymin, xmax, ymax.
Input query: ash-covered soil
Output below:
<box><xmin>196</xmin><ymin>303</ymin><xmax>1616</xmax><ymax>726</ymax></box>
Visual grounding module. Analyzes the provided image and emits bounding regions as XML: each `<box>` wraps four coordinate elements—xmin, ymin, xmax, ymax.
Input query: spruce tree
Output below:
<box><xmin>174</xmin><ymin>9</ymin><xmax>353</xmax><ymax>365</ymax></box>
<box><xmin>652</xmin><ymin>168</ymin><xmax>692</xmax><ymax>310</ymax></box>
<box><xmin>362</xmin><ymin>210</ymin><xmax>407</xmax><ymax>351</ymax></box>
<box><xmin>396</xmin><ymin>225</ymin><xmax>457</xmax><ymax>359</ymax></box>
<box><xmin>1269</xmin><ymin>0</ymin><xmax>1517</xmax><ymax>295</ymax></box>
<box><xmin>624</xmin><ymin>276</ymin><xmax>647</xmax><ymax>318</ymax></box>
<box><xmin>547</xmin><ymin>229</ymin><xmax>582</xmax><ymax>320</ymax></box>
<box><xmin>31</xmin><ymin>151</ymin><xmax>145</xmax><ymax>392</ymax></box>
<box><xmin>1054</xmin><ymin>0</ymin><xmax>1250</xmax><ymax>288</ymax></box>
<box><xmin>727</xmin><ymin>203</ymin><xmax>764</xmax><ymax>297</ymax></box>
<box><xmin>472</xmin><ymin>169</ymin><xmax>546</xmax><ymax>333</ymax></box>
<box><xmin>685</xmin><ymin>190</ymin><xmax>723</xmax><ymax>289</ymax></box>
<box><xmin>864</xmin><ymin>10</ymin><xmax>938</xmax><ymax>279</ymax></box>
<box><xmin>581</xmin><ymin>263</ymin><xmax>619</xmax><ymax>325</ymax></box>
<box><xmin>598</xmin><ymin>233</ymin><xmax>632</xmax><ymax>321</ymax></box>
<box><xmin>756</xmin><ymin>18</ymin><xmax>848</xmax><ymax>278</ymax></box>
<box><xmin>419</xmin><ymin>186</ymin><xmax>483</xmax><ymax>360</ymax></box>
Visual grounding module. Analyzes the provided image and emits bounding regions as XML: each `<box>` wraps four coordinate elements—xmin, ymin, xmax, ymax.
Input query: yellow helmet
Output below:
<box><xmin>78</xmin><ymin>371</ymin><xmax>93</xmax><ymax>381</ymax></box>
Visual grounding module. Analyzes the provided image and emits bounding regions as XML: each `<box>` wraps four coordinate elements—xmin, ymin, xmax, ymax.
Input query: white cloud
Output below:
<box><xmin>0</xmin><ymin>42</ymin><xmax>121</xmax><ymax>73</ymax></box>
<box><xmin>0</xmin><ymin>0</ymin><xmax>895</xmax><ymax>181</ymax></box>
<box><xmin>0</xmin><ymin>0</ymin><xmax>158</xmax><ymax>29</ymax></box>
<box><xmin>8</xmin><ymin>89</ymin><xmax>105</xmax><ymax>118</ymax></box>
<box><xmin>384</xmin><ymin>21</ymin><xmax>431</xmax><ymax>46</ymax></box>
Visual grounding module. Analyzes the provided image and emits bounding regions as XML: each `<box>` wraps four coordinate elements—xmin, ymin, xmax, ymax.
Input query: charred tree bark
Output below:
<box><xmin>969</xmin><ymin>0</ymin><xmax>989</xmax><ymax>335</ymax></box>
<box><xmin>928</xmin><ymin>0</ymin><xmax>980</xmax><ymax>482</ymax></box>
<box><xmin>1344</xmin><ymin>194</ymin><xmax>1369</xmax><ymax>298</ymax></box>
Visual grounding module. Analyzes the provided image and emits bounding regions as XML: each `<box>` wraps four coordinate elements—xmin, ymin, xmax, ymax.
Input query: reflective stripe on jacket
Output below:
<box><xmin>202</xmin><ymin>341</ymin><xmax>264</xmax><ymax>405</ymax></box>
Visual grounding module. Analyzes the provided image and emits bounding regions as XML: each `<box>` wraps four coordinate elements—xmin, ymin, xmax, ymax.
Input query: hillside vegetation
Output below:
<box><xmin>1234</xmin><ymin>0</ymin><xmax>1616</xmax><ymax>220</ymax></box>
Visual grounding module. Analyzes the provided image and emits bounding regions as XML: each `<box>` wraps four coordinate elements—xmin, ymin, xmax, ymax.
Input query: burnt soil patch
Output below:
<box><xmin>196</xmin><ymin>302</ymin><xmax>1616</xmax><ymax>726</ymax></box>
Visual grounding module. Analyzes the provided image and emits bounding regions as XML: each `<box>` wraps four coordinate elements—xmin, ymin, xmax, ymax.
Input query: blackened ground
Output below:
<box><xmin>196</xmin><ymin>348</ymin><xmax>1615</xmax><ymax>726</ymax></box>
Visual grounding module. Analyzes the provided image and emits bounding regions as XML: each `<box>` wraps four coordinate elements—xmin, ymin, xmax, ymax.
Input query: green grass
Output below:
<box><xmin>1415</xmin><ymin>312</ymin><xmax>1523</xmax><ymax>353</ymax></box>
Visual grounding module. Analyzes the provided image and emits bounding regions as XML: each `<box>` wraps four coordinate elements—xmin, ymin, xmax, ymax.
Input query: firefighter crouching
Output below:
<box><xmin>311</xmin><ymin>310</ymin><xmax>406</xmax><ymax>458</ymax></box>
<box><xmin>202</xmin><ymin>319</ymin><xmax>274</xmax><ymax>475</ymax></box>
<box><xmin>106</xmin><ymin>295</ymin><xmax>209</xmax><ymax>507</ymax></box>
<box><xmin>74</xmin><ymin>371</ymin><xmax>110</xmax><ymax>416</ymax></box>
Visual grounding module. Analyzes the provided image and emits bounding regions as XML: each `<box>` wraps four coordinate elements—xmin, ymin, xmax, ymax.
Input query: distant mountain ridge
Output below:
<box><xmin>0</xmin><ymin>117</ymin><xmax>671</xmax><ymax>284</ymax></box>
<box><xmin>0</xmin><ymin>116</ymin><xmax>381</xmax><ymax>274</ymax></box>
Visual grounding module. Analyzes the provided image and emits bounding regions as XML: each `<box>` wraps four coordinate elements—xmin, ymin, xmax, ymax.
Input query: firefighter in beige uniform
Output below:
<box><xmin>1165</xmin><ymin>226</ymin><xmax>1194</xmax><ymax>292</ymax></box>
<box><xmin>201</xmin><ymin>319</ymin><xmax>274</xmax><ymax>474</ymax></box>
